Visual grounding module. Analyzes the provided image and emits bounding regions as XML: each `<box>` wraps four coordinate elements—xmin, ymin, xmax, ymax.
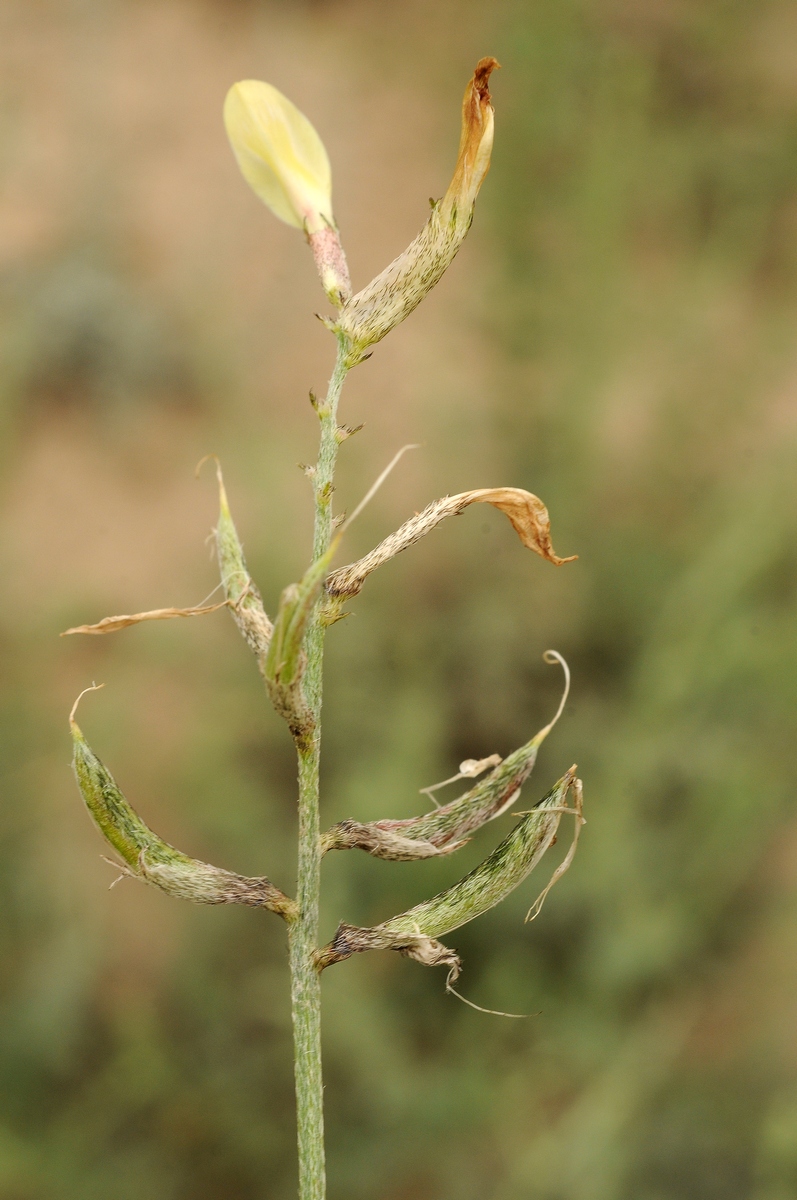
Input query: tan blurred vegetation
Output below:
<box><xmin>2</xmin><ymin>0</ymin><xmax>797</xmax><ymax>1197</ymax></box>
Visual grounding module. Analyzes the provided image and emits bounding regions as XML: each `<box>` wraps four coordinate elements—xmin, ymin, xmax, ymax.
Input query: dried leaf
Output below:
<box><xmin>70</xmin><ymin>697</ymin><xmax>296</xmax><ymax>918</ymax></box>
<box><xmin>321</xmin><ymin>820</ymin><xmax>457</xmax><ymax>862</ymax></box>
<box><xmin>418</xmin><ymin>754</ymin><xmax>504</xmax><ymax>805</ymax></box>
<box><xmin>317</xmin><ymin>768</ymin><xmax>581</xmax><ymax>976</ymax></box>
<box><xmin>466</xmin><ymin>488</ymin><xmax>577</xmax><ymax>564</ymax></box>
<box><xmin>458</xmin><ymin>754</ymin><xmax>503</xmax><ymax>778</ymax></box>
<box><xmin>62</xmin><ymin>602</ymin><xmax>229</xmax><ymax>637</ymax></box>
<box><xmin>326</xmin><ymin>487</ymin><xmax>575</xmax><ymax>599</ymax></box>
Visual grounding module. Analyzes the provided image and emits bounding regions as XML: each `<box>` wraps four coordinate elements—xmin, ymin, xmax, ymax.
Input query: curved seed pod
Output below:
<box><xmin>326</xmin><ymin>488</ymin><xmax>575</xmax><ymax>603</ymax></box>
<box><xmin>71</xmin><ymin>700</ymin><xmax>296</xmax><ymax>919</ymax></box>
<box><xmin>335</xmin><ymin>58</ymin><xmax>498</xmax><ymax>365</ymax></box>
<box><xmin>317</xmin><ymin>768</ymin><xmax>580</xmax><ymax>976</ymax></box>
<box><xmin>322</xmin><ymin>651</ymin><xmax>570</xmax><ymax>860</ymax></box>
<box><xmin>264</xmin><ymin>541</ymin><xmax>338</xmax><ymax>745</ymax></box>
<box><xmin>210</xmin><ymin>460</ymin><xmax>273</xmax><ymax>666</ymax></box>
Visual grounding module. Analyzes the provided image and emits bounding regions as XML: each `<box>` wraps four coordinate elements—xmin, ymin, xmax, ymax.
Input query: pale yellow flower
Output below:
<box><xmin>224</xmin><ymin>79</ymin><xmax>333</xmax><ymax>233</ymax></box>
<box><xmin>224</xmin><ymin>80</ymin><xmax>351</xmax><ymax>306</ymax></box>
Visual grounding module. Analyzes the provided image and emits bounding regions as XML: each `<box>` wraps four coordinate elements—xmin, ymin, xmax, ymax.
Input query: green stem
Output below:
<box><xmin>288</xmin><ymin>336</ymin><xmax>349</xmax><ymax>1200</ymax></box>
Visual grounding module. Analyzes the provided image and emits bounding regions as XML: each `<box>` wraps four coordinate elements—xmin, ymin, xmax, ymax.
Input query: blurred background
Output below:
<box><xmin>1</xmin><ymin>0</ymin><xmax>797</xmax><ymax>1196</ymax></box>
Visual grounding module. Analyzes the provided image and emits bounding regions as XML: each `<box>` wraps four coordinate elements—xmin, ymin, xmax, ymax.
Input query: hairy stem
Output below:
<box><xmin>288</xmin><ymin>336</ymin><xmax>349</xmax><ymax>1200</ymax></box>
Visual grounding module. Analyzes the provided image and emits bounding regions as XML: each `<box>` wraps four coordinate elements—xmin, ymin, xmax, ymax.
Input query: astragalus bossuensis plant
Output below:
<box><xmin>66</xmin><ymin>59</ymin><xmax>584</xmax><ymax>1200</ymax></box>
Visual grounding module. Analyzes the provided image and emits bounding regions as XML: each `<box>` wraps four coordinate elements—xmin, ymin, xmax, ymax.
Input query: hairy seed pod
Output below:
<box><xmin>326</xmin><ymin>487</ymin><xmax>575</xmax><ymax>604</ymax></box>
<box><xmin>322</xmin><ymin>651</ymin><xmax>570</xmax><ymax>860</ymax></box>
<box><xmin>336</xmin><ymin>58</ymin><xmax>498</xmax><ymax>365</ymax></box>
<box><xmin>71</xmin><ymin>708</ymin><xmax>296</xmax><ymax>918</ymax></box>
<box><xmin>322</xmin><ymin>738</ymin><xmax>540</xmax><ymax>860</ymax></box>
<box><xmin>317</xmin><ymin>768</ymin><xmax>579</xmax><ymax>975</ymax></box>
<box><xmin>212</xmin><ymin>462</ymin><xmax>273</xmax><ymax>666</ymax></box>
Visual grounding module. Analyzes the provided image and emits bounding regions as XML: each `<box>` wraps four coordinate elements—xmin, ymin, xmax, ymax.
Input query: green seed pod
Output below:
<box><xmin>323</xmin><ymin>731</ymin><xmax>543</xmax><ymax>860</ymax></box>
<box><xmin>71</xmin><ymin>703</ymin><xmax>296</xmax><ymax>919</ymax></box>
<box><xmin>317</xmin><ymin>767</ymin><xmax>580</xmax><ymax>976</ymax></box>
<box><xmin>212</xmin><ymin>462</ymin><xmax>273</xmax><ymax>666</ymax></box>
<box><xmin>322</xmin><ymin>651</ymin><xmax>569</xmax><ymax>860</ymax></box>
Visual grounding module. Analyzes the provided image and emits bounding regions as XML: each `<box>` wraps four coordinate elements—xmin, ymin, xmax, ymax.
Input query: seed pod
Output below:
<box><xmin>211</xmin><ymin>461</ymin><xmax>273</xmax><ymax>667</ymax></box>
<box><xmin>317</xmin><ymin>767</ymin><xmax>579</xmax><ymax>975</ymax></box>
<box><xmin>326</xmin><ymin>487</ymin><xmax>575</xmax><ymax>604</ymax></box>
<box><xmin>264</xmin><ymin>541</ymin><xmax>337</xmax><ymax>745</ymax></box>
<box><xmin>321</xmin><ymin>651</ymin><xmax>570</xmax><ymax>860</ymax></box>
<box><xmin>322</xmin><ymin>736</ymin><xmax>540</xmax><ymax>860</ymax></box>
<box><xmin>71</xmin><ymin>703</ymin><xmax>296</xmax><ymax>919</ymax></box>
<box><xmin>336</xmin><ymin>58</ymin><xmax>498</xmax><ymax>365</ymax></box>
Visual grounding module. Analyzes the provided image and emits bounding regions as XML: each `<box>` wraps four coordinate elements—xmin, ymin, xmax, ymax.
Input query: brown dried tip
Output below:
<box><xmin>473</xmin><ymin>57</ymin><xmax>500</xmax><ymax>101</ymax></box>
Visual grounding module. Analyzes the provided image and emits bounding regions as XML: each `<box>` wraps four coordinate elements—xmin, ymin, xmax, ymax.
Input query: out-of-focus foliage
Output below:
<box><xmin>1</xmin><ymin>1</ymin><xmax>797</xmax><ymax>1197</ymax></box>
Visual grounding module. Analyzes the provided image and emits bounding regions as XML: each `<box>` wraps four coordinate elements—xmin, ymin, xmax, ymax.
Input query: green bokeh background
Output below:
<box><xmin>2</xmin><ymin>1</ymin><xmax>797</xmax><ymax>1197</ymax></box>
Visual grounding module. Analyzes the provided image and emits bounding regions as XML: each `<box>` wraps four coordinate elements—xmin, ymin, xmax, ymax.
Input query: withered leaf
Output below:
<box><xmin>62</xmin><ymin>601</ymin><xmax>230</xmax><ymax>637</ymax></box>
<box><xmin>464</xmin><ymin>488</ymin><xmax>577</xmax><ymax>565</ymax></box>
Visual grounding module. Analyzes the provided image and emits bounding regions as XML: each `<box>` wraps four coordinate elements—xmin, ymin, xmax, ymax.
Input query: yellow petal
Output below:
<box><xmin>224</xmin><ymin>80</ymin><xmax>333</xmax><ymax>233</ymax></box>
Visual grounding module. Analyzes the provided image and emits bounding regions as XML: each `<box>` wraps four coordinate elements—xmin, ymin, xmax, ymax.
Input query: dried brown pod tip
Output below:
<box><xmin>336</xmin><ymin>58</ymin><xmax>500</xmax><ymax>364</ymax></box>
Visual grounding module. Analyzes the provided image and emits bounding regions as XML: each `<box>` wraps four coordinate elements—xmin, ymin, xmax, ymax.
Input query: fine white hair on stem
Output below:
<box><xmin>101</xmin><ymin>854</ymin><xmax>131</xmax><ymax>890</ymax></box>
<box><xmin>69</xmin><ymin>682</ymin><xmax>105</xmax><ymax>725</ymax></box>
<box><xmin>341</xmin><ymin>444</ymin><xmax>421</xmax><ymax>532</ymax></box>
<box><xmin>419</xmin><ymin>753</ymin><xmax>502</xmax><ymax>808</ymax></box>
<box><xmin>446</xmin><ymin>979</ymin><xmax>530</xmax><ymax>1019</ymax></box>
<box><xmin>525</xmin><ymin>776</ymin><xmax>584</xmax><ymax>923</ymax></box>
<box><xmin>537</xmin><ymin>650</ymin><xmax>570</xmax><ymax>739</ymax></box>
<box><xmin>196</xmin><ymin>580</ymin><xmax>227</xmax><ymax>608</ymax></box>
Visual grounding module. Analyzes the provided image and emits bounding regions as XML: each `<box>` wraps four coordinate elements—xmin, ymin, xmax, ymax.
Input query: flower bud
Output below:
<box><xmin>336</xmin><ymin>57</ymin><xmax>498</xmax><ymax>364</ymax></box>
<box><xmin>224</xmin><ymin>79</ymin><xmax>351</xmax><ymax>306</ymax></box>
